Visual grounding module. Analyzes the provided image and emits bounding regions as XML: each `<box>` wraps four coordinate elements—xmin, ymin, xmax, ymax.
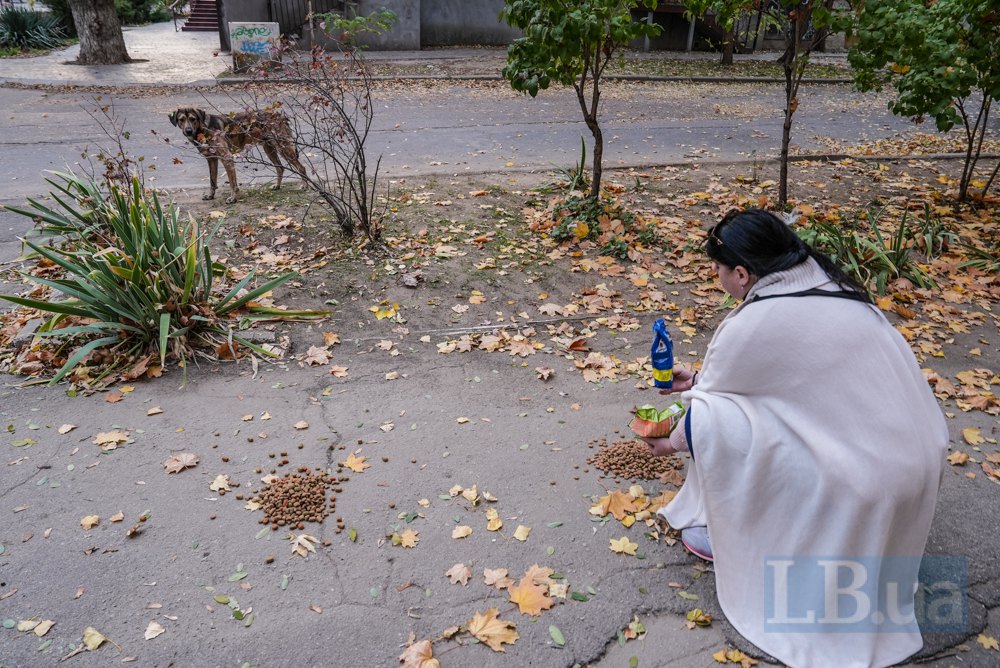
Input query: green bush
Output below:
<box><xmin>44</xmin><ymin>0</ymin><xmax>170</xmax><ymax>36</ymax></box>
<box><xmin>1</xmin><ymin>172</ymin><xmax>325</xmax><ymax>385</ymax></box>
<box><xmin>0</xmin><ymin>6</ymin><xmax>67</xmax><ymax>50</ymax></box>
<box><xmin>114</xmin><ymin>0</ymin><xmax>171</xmax><ymax>26</ymax></box>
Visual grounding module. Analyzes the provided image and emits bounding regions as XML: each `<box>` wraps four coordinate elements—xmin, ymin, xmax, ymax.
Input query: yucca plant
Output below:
<box><xmin>1</xmin><ymin>172</ymin><xmax>325</xmax><ymax>384</ymax></box>
<box><xmin>0</xmin><ymin>6</ymin><xmax>67</xmax><ymax>50</ymax></box>
<box><xmin>798</xmin><ymin>204</ymin><xmax>936</xmax><ymax>295</ymax></box>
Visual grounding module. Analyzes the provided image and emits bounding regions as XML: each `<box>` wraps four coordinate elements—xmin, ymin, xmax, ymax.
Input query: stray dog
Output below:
<box><xmin>168</xmin><ymin>107</ymin><xmax>307</xmax><ymax>203</ymax></box>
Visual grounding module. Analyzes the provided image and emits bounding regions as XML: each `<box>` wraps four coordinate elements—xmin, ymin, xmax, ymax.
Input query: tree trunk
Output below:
<box><xmin>721</xmin><ymin>28</ymin><xmax>734</xmax><ymax>66</ymax></box>
<box><xmin>69</xmin><ymin>0</ymin><xmax>131</xmax><ymax>65</ymax></box>
<box><xmin>588</xmin><ymin>116</ymin><xmax>603</xmax><ymax>200</ymax></box>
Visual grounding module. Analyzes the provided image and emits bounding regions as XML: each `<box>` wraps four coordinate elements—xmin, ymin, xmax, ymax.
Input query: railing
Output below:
<box><xmin>266</xmin><ymin>0</ymin><xmax>355</xmax><ymax>38</ymax></box>
<box><xmin>168</xmin><ymin>0</ymin><xmax>189</xmax><ymax>32</ymax></box>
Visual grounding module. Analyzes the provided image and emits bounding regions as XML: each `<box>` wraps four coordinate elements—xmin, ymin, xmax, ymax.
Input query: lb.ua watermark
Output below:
<box><xmin>764</xmin><ymin>556</ymin><xmax>967</xmax><ymax>633</ymax></box>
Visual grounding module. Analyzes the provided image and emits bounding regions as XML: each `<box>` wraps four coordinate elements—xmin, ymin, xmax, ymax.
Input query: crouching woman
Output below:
<box><xmin>645</xmin><ymin>208</ymin><xmax>947</xmax><ymax>668</ymax></box>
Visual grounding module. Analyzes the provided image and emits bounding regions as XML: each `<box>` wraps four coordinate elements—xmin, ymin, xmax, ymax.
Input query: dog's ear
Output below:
<box><xmin>168</xmin><ymin>111</ymin><xmax>178</xmax><ymax>126</ymax></box>
<box><xmin>196</xmin><ymin>109</ymin><xmax>207</xmax><ymax>125</ymax></box>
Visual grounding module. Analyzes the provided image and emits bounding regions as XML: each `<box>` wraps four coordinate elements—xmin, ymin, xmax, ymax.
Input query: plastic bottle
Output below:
<box><xmin>651</xmin><ymin>318</ymin><xmax>673</xmax><ymax>389</ymax></box>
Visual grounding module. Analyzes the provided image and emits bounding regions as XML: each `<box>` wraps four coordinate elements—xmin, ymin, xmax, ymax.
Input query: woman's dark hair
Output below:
<box><xmin>705</xmin><ymin>208</ymin><xmax>871</xmax><ymax>302</ymax></box>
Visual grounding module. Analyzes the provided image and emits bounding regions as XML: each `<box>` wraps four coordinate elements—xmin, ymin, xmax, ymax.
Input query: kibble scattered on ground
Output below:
<box><xmin>587</xmin><ymin>437</ymin><xmax>682</xmax><ymax>480</ymax></box>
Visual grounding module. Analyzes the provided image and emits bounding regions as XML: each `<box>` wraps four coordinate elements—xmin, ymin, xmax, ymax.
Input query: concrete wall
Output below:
<box><xmin>356</xmin><ymin>0</ymin><xmax>420</xmax><ymax>50</ymax></box>
<box><xmin>419</xmin><ymin>0</ymin><xmax>520</xmax><ymax>47</ymax></box>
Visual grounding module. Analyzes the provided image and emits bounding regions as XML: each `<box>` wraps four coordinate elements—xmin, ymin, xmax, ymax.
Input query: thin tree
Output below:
<box><xmin>501</xmin><ymin>0</ymin><xmax>661</xmax><ymax>200</ymax></box>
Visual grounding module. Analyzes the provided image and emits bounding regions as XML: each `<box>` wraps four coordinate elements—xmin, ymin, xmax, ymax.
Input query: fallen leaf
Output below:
<box><xmin>610</xmin><ymin>536</ymin><xmax>639</xmax><ymax>556</ymax></box>
<box><xmin>143</xmin><ymin>620</ymin><xmax>165</xmax><ymax>640</ymax></box>
<box><xmin>146</xmin><ymin>407</ymin><xmax>163</xmax><ymax>416</ymax></box>
<box><xmin>947</xmin><ymin>451</ymin><xmax>970</xmax><ymax>466</ymax></box>
<box><xmin>209</xmin><ymin>474</ymin><xmax>231</xmax><ymax>492</ymax></box>
<box><xmin>399</xmin><ymin>638</ymin><xmax>440</xmax><ymax>668</ymax></box>
<box><xmin>303</xmin><ymin>345</ymin><xmax>332</xmax><ymax>366</ymax></box>
<box><xmin>58</xmin><ymin>424</ymin><xmax>76</xmax><ymax>434</ymax></box>
<box><xmin>513</xmin><ymin>525</ymin><xmax>531</xmax><ymax>541</ymax></box>
<box><xmin>451</xmin><ymin>525</ymin><xmax>473</xmax><ymax>539</ymax></box>
<box><xmin>485</xmin><ymin>507</ymin><xmax>503</xmax><ymax>531</ymax></box>
<box><xmin>963</xmin><ymin>428</ymin><xmax>985</xmax><ymax>446</ymax></box>
<box><xmin>309</xmin><ymin>604</ymin><xmax>323</xmax><ymax>614</ymax></box>
<box><xmin>399</xmin><ymin>528</ymin><xmax>419</xmax><ymax>548</ymax></box>
<box><xmin>524</xmin><ymin>564</ymin><xmax>555</xmax><ymax>586</ymax></box>
<box><xmin>110</xmin><ymin>511</ymin><xmax>125</xmax><ymax>523</ymax></box>
<box><xmin>977</xmin><ymin>633</ymin><xmax>999</xmax><ymax>651</ymax></box>
<box><xmin>342</xmin><ymin>454</ymin><xmax>369</xmax><ymax>473</ymax></box>
<box><xmin>290</xmin><ymin>533</ymin><xmax>320</xmax><ymax>557</ymax></box>
<box><xmin>329</xmin><ymin>365</ymin><xmax>349</xmax><ymax>378</ymax></box>
<box><xmin>105</xmin><ymin>392</ymin><xmax>123</xmax><ymax>403</ymax></box>
<box><xmin>591</xmin><ymin>490</ymin><xmax>638</xmax><ymax>521</ymax></box>
<box><xmin>82</xmin><ymin>626</ymin><xmax>106</xmax><ymax>650</ymax></box>
<box><xmin>446</xmin><ymin>563</ymin><xmax>472</xmax><ymax>585</ymax></box>
<box><xmin>535</xmin><ymin>366</ymin><xmax>554</xmax><ymax>380</ymax></box>
<box><xmin>293</xmin><ymin>420</ymin><xmax>309</xmax><ymax>430</ymax></box>
<box><xmin>508</xmin><ymin>575</ymin><xmax>554</xmax><ymax>615</ymax></box>
<box><xmin>80</xmin><ymin>515</ymin><xmax>99</xmax><ymax>530</ymax></box>
<box><xmin>33</xmin><ymin>619</ymin><xmax>55</xmax><ymax>637</ymax></box>
<box><xmin>93</xmin><ymin>431</ymin><xmax>129</xmax><ymax>448</ymax></box>
<box><xmin>163</xmin><ymin>452</ymin><xmax>198</xmax><ymax>473</ymax></box>
<box><xmin>483</xmin><ymin>568</ymin><xmax>513</xmax><ymax>589</ymax></box>
<box><xmin>467</xmin><ymin>608</ymin><xmax>519</xmax><ymax>651</ymax></box>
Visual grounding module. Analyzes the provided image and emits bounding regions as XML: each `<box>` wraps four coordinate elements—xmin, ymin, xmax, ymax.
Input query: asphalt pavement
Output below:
<box><xmin>1</xmin><ymin>20</ymin><xmax>998</xmax><ymax>668</ymax></box>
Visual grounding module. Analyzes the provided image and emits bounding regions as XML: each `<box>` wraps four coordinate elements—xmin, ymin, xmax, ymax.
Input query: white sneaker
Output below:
<box><xmin>681</xmin><ymin>526</ymin><xmax>713</xmax><ymax>562</ymax></box>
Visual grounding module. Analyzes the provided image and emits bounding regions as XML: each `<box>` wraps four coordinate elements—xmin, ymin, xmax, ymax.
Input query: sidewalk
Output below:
<box><xmin>0</xmin><ymin>20</ymin><xmax>850</xmax><ymax>89</ymax></box>
<box><xmin>0</xmin><ymin>21</ymin><xmax>228</xmax><ymax>87</ymax></box>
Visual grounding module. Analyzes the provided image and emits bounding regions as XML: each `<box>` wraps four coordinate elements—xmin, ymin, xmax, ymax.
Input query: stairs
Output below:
<box><xmin>181</xmin><ymin>0</ymin><xmax>219</xmax><ymax>33</ymax></box>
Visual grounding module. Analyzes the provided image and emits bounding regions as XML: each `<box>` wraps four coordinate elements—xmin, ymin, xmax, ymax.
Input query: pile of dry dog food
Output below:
<box><xmin>251</xmin><ymin>467</ymin><xmax>347</xmax><ymax>532</ymax></box>
<box><xmin>587</xmin><ymin>437</ymin><xmax>683</xmax><ymax>481</ymax></box>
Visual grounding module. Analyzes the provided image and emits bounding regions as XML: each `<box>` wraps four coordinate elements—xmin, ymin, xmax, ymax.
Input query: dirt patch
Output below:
<box><xmin>159</xmin><ymin>156</ymin><xmax>999</xmax><ymax>393</ymax></box>
<box><xmin>2</xmin><ymin>156</ymin><xmax>998</xmax><ymax>409</ymax></box>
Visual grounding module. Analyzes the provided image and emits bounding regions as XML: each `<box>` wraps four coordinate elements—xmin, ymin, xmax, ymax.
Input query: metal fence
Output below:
<box><xmin>266</xmin><ymin>0</ymin><xmax>355</xmax><ymax>37</ymax></box>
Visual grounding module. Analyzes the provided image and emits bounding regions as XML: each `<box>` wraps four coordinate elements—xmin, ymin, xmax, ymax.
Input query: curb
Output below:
<box><xmin>0</xmin><ymin>74</ymin><xmax>854</xmax><ymax>90</ymax></box>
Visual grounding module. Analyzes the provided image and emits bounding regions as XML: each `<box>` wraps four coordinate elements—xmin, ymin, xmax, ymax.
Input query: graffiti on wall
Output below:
<box><xmin>229</xmin><ymin>22</ymin><xmax>280</xmax><ymax>72</ymax></box>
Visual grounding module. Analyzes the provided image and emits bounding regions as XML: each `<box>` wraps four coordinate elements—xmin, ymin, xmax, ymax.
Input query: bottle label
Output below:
<box><xmin>653</xmin><ymin>368</ymin><xmax>673</xmax><ymax>383</ymax></box>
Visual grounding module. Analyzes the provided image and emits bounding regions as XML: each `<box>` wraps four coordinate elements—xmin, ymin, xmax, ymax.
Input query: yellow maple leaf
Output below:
<box><xmin>451</xmin><ymin>525</ymin><xmax>473</xmax><ymax>539</ymax></box>
<box><xmin>399</xmin><ymin>639</ymin><xmax>440</xmax><ymax>668</ymax></box>
<box><xmin>610</xmin><ymin>536</ymin><xmax>638</xmax><ymax>556</ymax></box>
<box><xmin>342</xmin><ymin>454</ymin><xmax>369</xmax><ymax>473</ymax></box>
<box><xmin>978</xmin><ymin>633</ymin><xmax>1000</xmax><ymax>651</ymax></box>
<box><xmin>947</xmin><ymin>451</ymin><xmax>970</xmax><ymax>466</ymax></box>
<box><xmin>963</xmin><ymin>428</ymin><xmax>985</xmax><ymax>446</ymax></box>
<box><xmin>508</xmin><ymin>575</ymin><xmax>554</xmax><ymax>615</ymax></box>
<box><xmin>647</xmin><ymin>490</ymin><xmax>677</xmax><ymax>514</ymax></box>
<box><xmin>591</xmin><ymin>490</ymin><xmax>638</xmax><ymax>521</ymax></box>
<box><xmin>81</xmin><ymin>515</ymin><xmax>99</xmax><ymax>530</ymax></box>
<box><xmin>399</xmin><ymin>528</ymin><xmax>419</xmax><ymax>548</ymax></box>
<box><xmin>467</xmin><ymin>608</ymin><xmax>519</xmax><ymax>652</ymax></box>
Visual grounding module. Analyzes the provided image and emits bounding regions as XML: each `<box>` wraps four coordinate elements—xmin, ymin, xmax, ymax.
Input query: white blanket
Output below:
<box><xmin>662</xmin><ymin>258</ymin><xmax>947</xmax><ymax>668</ymax></box>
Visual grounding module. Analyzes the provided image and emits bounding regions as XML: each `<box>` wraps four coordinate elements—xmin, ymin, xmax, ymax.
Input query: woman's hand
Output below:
<box><xmin>660</xmin><ymin>365</ymin><xmax>696</xmax><ymax>394</ymax></box>
<box><xmin>639</xmin><ymin>436</ymin><xmax>677</xmax><ymax>457</ymax></box>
